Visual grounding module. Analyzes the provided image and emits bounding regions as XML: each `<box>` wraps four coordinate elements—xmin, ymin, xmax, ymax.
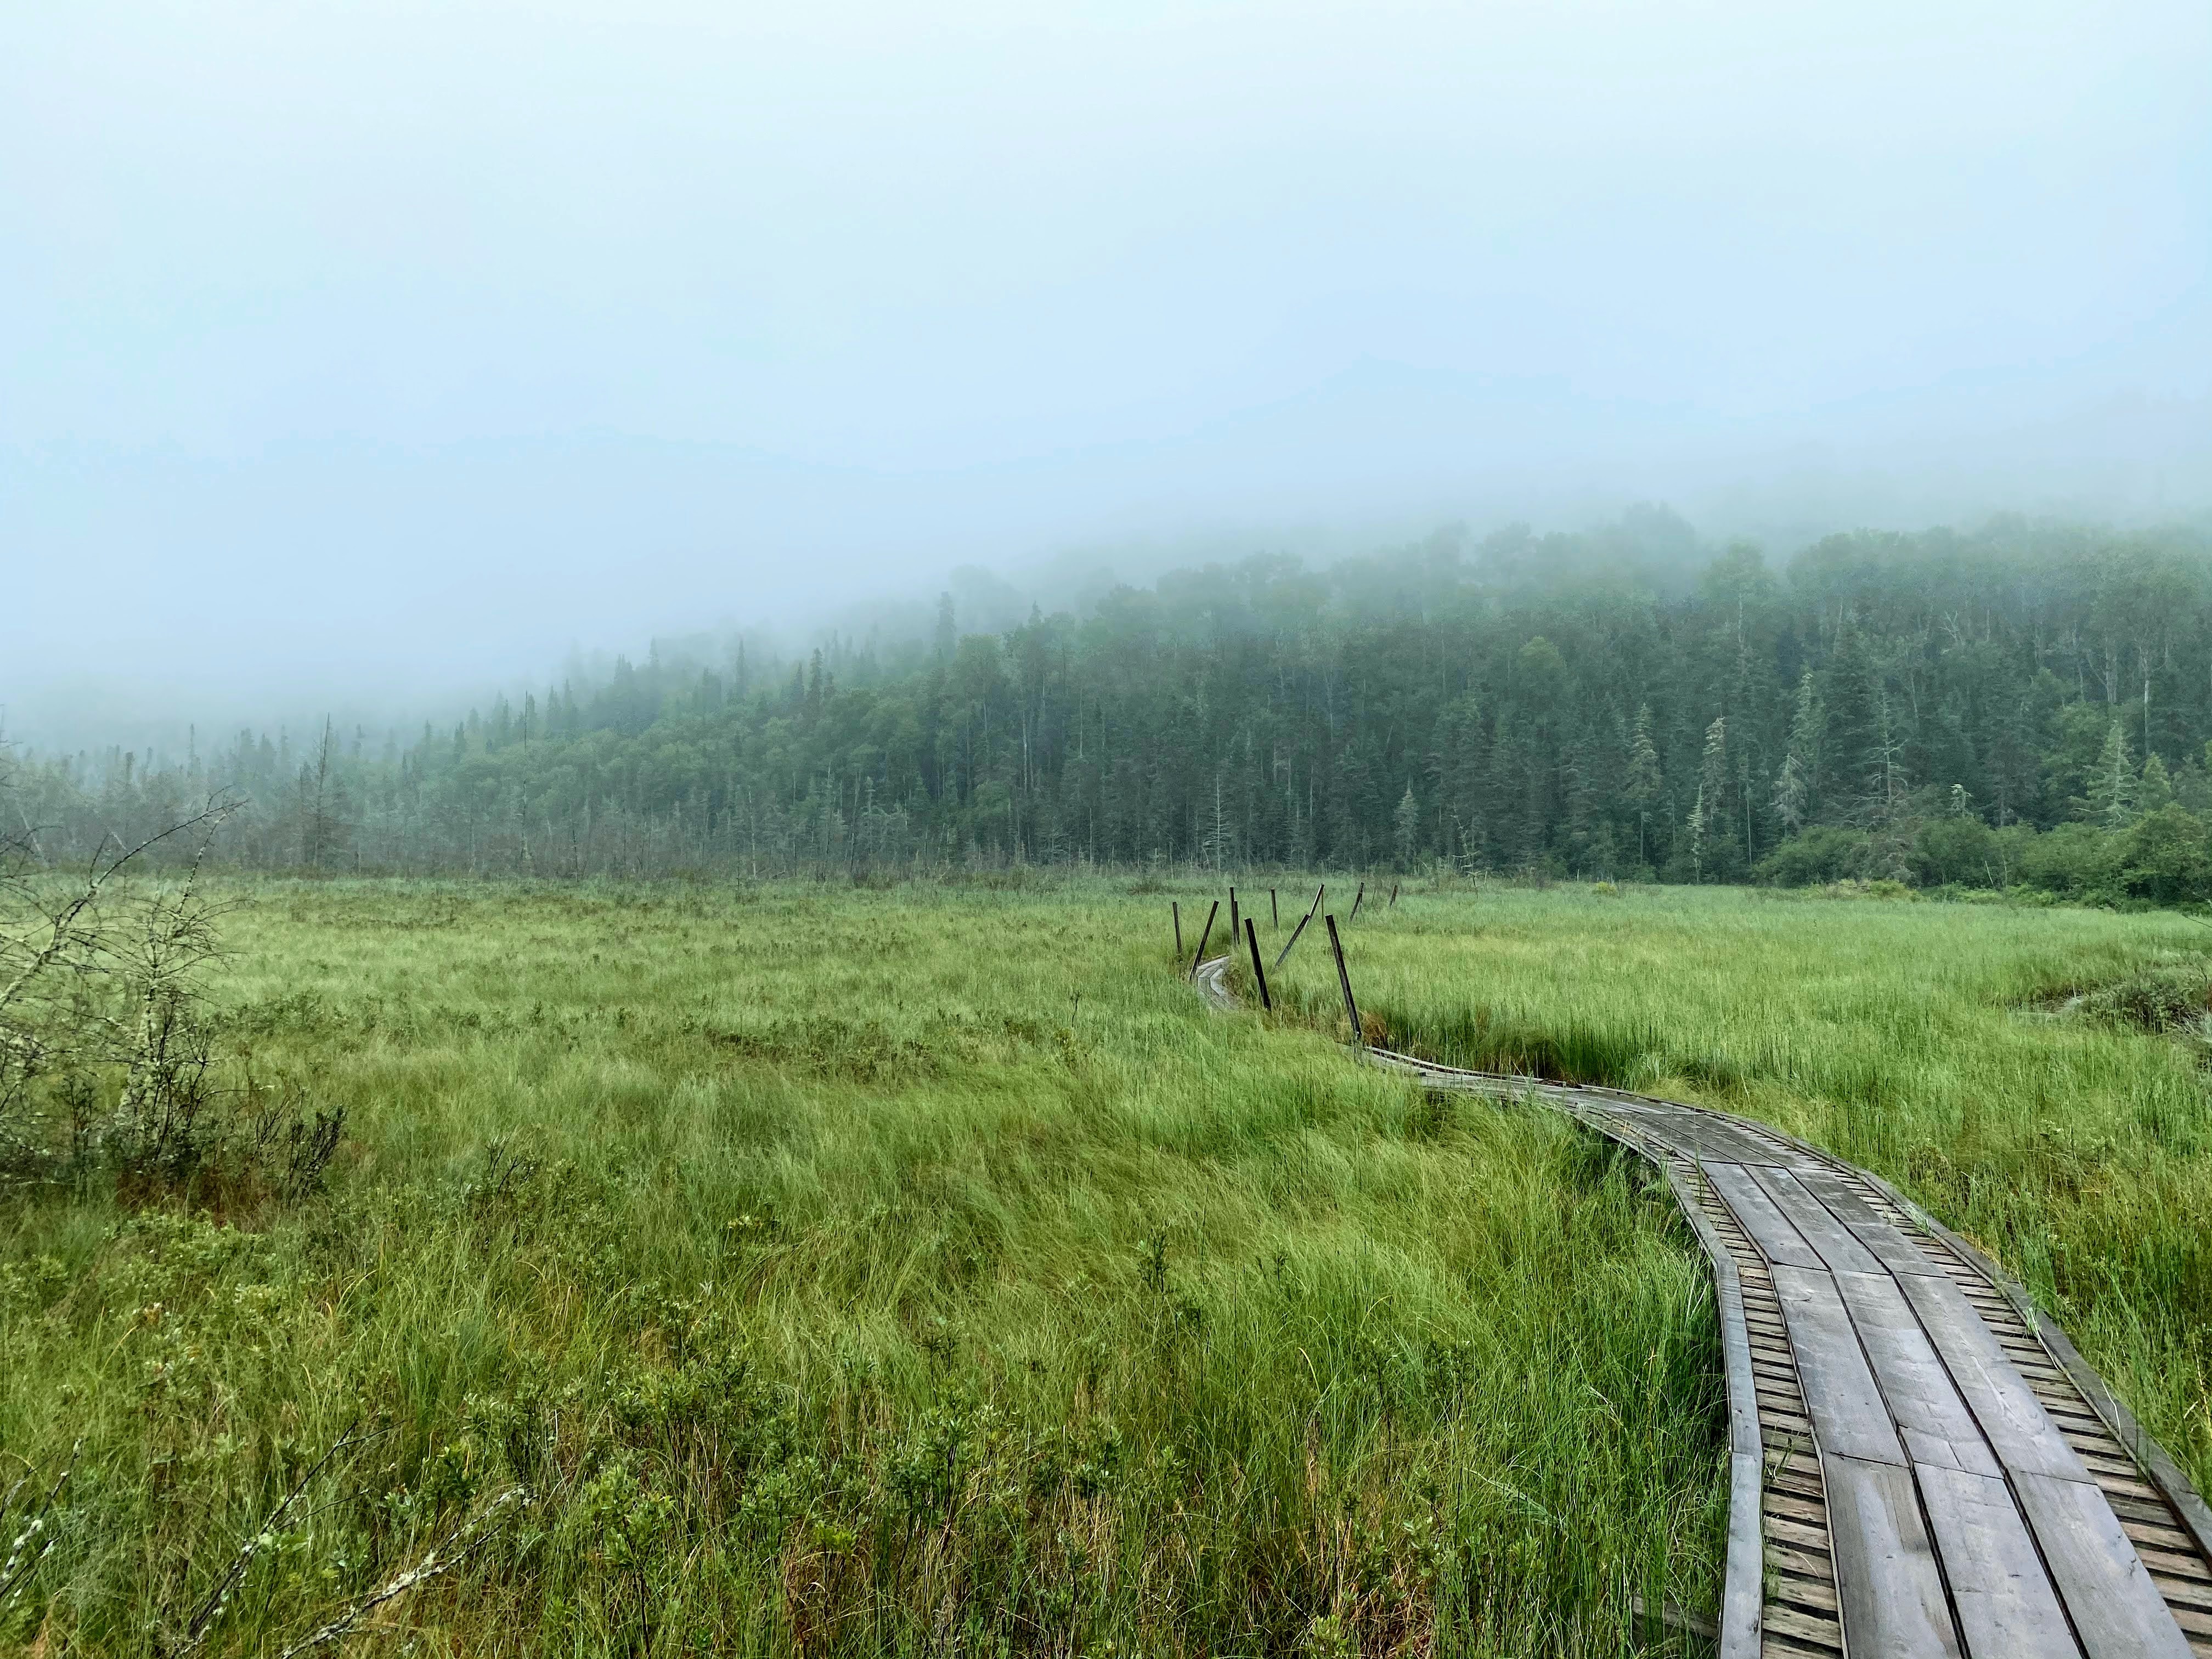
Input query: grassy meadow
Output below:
<box><xmin>1</xmin><ymin>879</ymin><xmax>1726</xmax><ymax>1658</ymax></box>
<box><xmin>8</xmin><ymin>874</ymin><xmax>2212</xmax><ymax>1657</ymax></box>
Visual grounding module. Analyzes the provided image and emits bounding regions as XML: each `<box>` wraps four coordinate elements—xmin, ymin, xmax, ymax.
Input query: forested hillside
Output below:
<box><xmin>19</xmin><ymin>514</ymin><xmax>2212</xmax><ymax>901</ymax></box>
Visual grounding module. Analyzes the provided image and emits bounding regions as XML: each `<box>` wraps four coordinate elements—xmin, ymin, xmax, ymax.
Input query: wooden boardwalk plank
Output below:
<box><xmin>2015</xmin><ymin>1469</ymin><xmax>2194</xmax><ymax>1658</ymax></box>
<box><xmin>1786</xmin><ymin>1164</ymin><xmax>1886</xmax><ymax>1225</ymax></box>
<box><xmin>1833</xmin><ymin>1271</ymin><xmax>2005</xmax><ymax>1477</ymax></box>
<box><xmin>1612</xmin><ymin>1101</ymin><xmax>1783</xmax><ymax>1163</ymax></box>
<box><xmin>1775</xmin><ymin>1572</ymin><xmax>1840</xmax><ymax>1611</ymax></box>
<box><xmin>1916</xmin><ymin>1463</ymin><xmax>2079</xmax><ymax>1657</ymax></box>
<box><xmin>1786</xmin><ymin>1168</ymin><xmax>1951</xmax><ymax>1277</ymax></box>
<box><xmin>1894</xmin><ymin>1272</ymin><xmax>2091</xmax><ymax>1484</ymax></box>
<box><xmin>1848</xmin><ymin>1220</ymin><xmax>1955</xmax><ymax>1278</ymax></box>
<box><xmin>1822</xmin><ymin>1453</ymin><xmax>1963</xmax><ymax>1657</ymax></box>
<box><xmin>1708</xmin><ymin>1164</ymin><xmax>1831</xmax><ymax>1271</ymax></box>
<box><xmin>1750</xmin><ymin>1166</ymin><xmax>1889</xmax><ymax>1276</ymax></box>
<box><xmin>1771</xmin><ymin>1265</ymin><xmax>1909</xmax><ymax>1465</ymax></box>
<box><xmin>1699</xmin><ymin>1127</ymin><xmax>1801</xmax><ymax>1167</ymax></box>
<box><xmin>1765</xmin><ymin>1604</ymin><xmax>1846</xmax><ymax>1645</ymax></box>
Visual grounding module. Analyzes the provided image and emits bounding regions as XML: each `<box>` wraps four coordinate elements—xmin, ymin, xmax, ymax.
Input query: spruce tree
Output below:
<box><xmin>2141</xmin><ymin>752</ymin><xmax>2174</xmax><ymax>814</ymax></box>
<box><xmin>1783</xmin><ymin>669</ymin><xmax>1824</xmax><ymax>821</ymax></box>
<box><xmin>1393</xmin><ymin>783</ymin><xmax>1420</xmax><ymax>870</ymax></box>
<box><xmin>1772</xmin><ymin>753</ymin><xmax>1809</xmax><ymax>836</ymax></box>
<box><xmin>1624</xmin><ymin>704</ymin><xmax>1663</xmax><ymax>867</ymax></box>
<box><xmin>1697</xmin><ymin>715</ymin><xmax>1729</xmax><ymax>877</ymax></box>
<box><xmin>1822</xmin><ymin>622</ymin><xmax>1882</xmax><ymax>804</ymax></box>
<box><xmin>2089</xmin><ymin>721</ymin><xmax>2140</xmax><ymax>827</ymax></box>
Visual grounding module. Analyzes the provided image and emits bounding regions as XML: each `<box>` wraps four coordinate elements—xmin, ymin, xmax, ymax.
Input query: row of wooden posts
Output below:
<box><xmin>1170</xmin><ymin>880</ymin><xmax>1399</xmax><ymax>1048</ymax></box>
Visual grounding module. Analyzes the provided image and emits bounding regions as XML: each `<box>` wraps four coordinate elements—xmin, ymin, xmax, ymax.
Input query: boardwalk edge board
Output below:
<box><xmin>1610</xmin><ymin>1121</ymin><xmax>1768</xmax><ymax>1655</ymax></box>
<box><xmin>1187</xmin><ymin>954</ymin><xmax>2212</xmax><ymax>1658</ymax></box>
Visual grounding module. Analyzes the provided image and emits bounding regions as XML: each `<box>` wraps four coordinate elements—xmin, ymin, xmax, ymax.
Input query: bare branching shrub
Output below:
<box><xmin>0</xmin><ymin>765</ymin><xmax>230</xmax><ymax>1156</ymax></box>
<box><xmin>233</xmin><ymin>1076</ymin><xmax>347</xmax><ymax>1201</ymax></box>
<box><xmin>103</xmin><ymin>860</ymin><xmax>232</xmax><ymax>1182</ymax></box>
<box><xmin>0</xmin><ymin>752</ymin><xmax>342</xmax><ymax>1201</ymax></box>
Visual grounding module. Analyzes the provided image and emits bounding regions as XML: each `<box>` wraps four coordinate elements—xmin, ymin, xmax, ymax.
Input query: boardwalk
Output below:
<box><xmin>1192</xmin><ymin>957</ymin><xmax>2212</xmax><ymax>1658</ymax></box>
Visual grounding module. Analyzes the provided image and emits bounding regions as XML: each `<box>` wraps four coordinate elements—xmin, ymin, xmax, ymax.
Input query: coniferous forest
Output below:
<box><xmin>20</xmin><ymin>512</ymin><xmax>2212</xmax><ymax>904</ymax></box>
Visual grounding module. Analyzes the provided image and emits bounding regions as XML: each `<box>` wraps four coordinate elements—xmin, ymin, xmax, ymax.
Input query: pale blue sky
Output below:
<box><xmin>4</xmin><ymin>0</ymin><xmax>2209</xmax><ymax>740</ymax></box>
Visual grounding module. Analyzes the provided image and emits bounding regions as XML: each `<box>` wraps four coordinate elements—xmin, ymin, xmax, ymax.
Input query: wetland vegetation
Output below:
<box><xmin>4</xmin><ymin>875</ymin><xmax>2210</xmax><ymax>1655</ymax></box>
<box><xmin>0</xmin><ymin>878</ymin><xmax>1723</xmax><ymax>1657</ymax></box>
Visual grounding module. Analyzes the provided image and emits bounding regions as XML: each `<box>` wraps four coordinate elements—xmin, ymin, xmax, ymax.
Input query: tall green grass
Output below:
<box><xmin>0</xmin><ymin>880</ymin><xmax>1724</xmax><ymax>1656</ymax></box>
<box><xmin>1262</xmin><ymin>881</ymin><xmax>2212</xmax><ymax>1500</ymax></box>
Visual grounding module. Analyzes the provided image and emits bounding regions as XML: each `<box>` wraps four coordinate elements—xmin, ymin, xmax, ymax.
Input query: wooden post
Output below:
<box><xmin>1172</xmin><ymin>900</ymin><xmax>1183</xmax><ymax>957</ymax></box>
<box><xmin>1228</xmin><ymin>887</ymin><xmax>1238</xmax><ymax>956</ymax></box>
<box><xmin>1245</xmin><ymin>917</ymin><xmax>1272</xmax><ymax>1011</ymax></box>
<box><xmin>1389</xmin><ymin>883</ymin><xmax>1399</xmax><ymax>908</ymax></box>
<box><xmin>1270</xmin><ymin>888</ymin><xmax>1279</xmax><ymax>927</ymax></box>
<box><xmin>1187</xmin><ymin>900</ymin><xmax>1218</xmax><ymax>979</ymax></box>
<box><xmin>1325</xmin><ymin>915</ymin><xmax>1362</xmax><ymax>1049</ymax></box>
<box><xmin>1350</xmin><ymin>882</ymin><xmax>1365</xmax><ymax>922</ymax></box>
<box><xmin>1273</xmin><ymin>910</ymin><xmax>1312</xmax><ymax>970</ymax></box>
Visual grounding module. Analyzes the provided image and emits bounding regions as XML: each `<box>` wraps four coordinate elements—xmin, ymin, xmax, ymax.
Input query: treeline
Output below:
<box><xmin>17</xmin><ymin>511</ymin><xmax>2212</xmax><ymax>904</ymax></box>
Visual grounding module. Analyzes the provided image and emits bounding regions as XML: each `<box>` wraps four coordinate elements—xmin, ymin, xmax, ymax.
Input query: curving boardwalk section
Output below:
<box><xmin>1192</xmin><ymin>955</ymin><xmax>2212</xmax><ymax>1659</ymax></box>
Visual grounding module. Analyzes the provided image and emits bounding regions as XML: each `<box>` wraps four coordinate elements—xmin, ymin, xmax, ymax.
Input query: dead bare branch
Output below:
<box><xmin>174</xmin><ymin>1418</ymin><xmax>369</xmax><ymax>1654</ymax></box>
<box><xmin>0</xmin><ymin>1440</ymin><xmax>80</xmax><ymax>1610</ymax></box>
<box><xmin>272</xmin><ymin>1488</ymin><xmax>524</xmax><ymax>1659</ymax></box>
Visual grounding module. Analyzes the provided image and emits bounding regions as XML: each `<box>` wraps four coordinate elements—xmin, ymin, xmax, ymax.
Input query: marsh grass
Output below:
<box><xmin>1265</xmin><ymin>881</ymin><xmax>2212</xmax><ymax>1503</ymax></box>
<box><xmin>0</xmin><ymin>881</ymin><xmax>1726</xmax><ymax>1657</ymax></box>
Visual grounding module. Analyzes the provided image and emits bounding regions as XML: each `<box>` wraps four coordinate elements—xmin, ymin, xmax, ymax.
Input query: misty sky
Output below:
<box><xmin>5</xmin><ymin>1</ymin><xmax>2210</xmax><ymax>744</ymax></box>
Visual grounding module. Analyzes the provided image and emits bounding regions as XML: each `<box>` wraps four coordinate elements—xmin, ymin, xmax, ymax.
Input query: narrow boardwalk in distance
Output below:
<box><xmin>1192</xmin><ymin>955</ymin><xmax>2212</xmax><ymax>1659</ymax></box>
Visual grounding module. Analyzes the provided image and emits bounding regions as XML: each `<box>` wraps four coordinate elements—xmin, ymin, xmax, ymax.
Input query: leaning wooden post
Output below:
<box><xmin>1228</xmin><ymin>887</ymin><xmax>1239</xmax><ymax>955</ymax></box>
<box><xmin>1325</xmin><ymin>915</ymin><xmax>1362</xmax><ymax>1052</ymax></box>
<box><xmin>1172</xmin><ymin>901</ymin><xmax>1183</xmax><ymax>957</ymax></box>
<box><xmin>1187</xmin><ymin>900</ymin><xmax>1219</xmax><ymax>980</ymax></box>
<box><xmin>1270</xmin><ymin>888</ymin><xmax>1279</xmax><ymax>927</ymax></box>
<box><xmin>1349</xmin><ymin>882</ymin><xmax>1365</xmax><ymax>922</ymax></box>
<box><xmin>1244</xmin><ymin>916</ymin><xmax>1272</xmax><ymax>1011</ymax></box>
<box><xmin>1272</xmin><ymin>910</ymin><xmax>1310</xmax><ymax>970</ymax></box>
<box><xmin>1389</xmin><ymin>883</ymin><xmax>1399</xmax><ymax>909</ymax></box>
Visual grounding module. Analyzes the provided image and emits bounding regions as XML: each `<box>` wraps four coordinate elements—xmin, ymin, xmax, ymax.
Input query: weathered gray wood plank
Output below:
<box><xmin>1708</xmin><ymin>1164</ymin><xmax>1831</xmax><ymax>1271</ymax></box>
<box><xmin>1786</xmin><ymin>1167</ymin><xmax>1952</xmax><ymax>1276</ymax></box>
<box><xmin>1822</xmin><ymin>1453</ymin><xmax>1963</xmax><ymax>1657</ymax></box>
<box><xmin>2016</xmin><ymin>1469</ymin><xmax>2195</xmax><ymax>1659</ymax></box>
<box><xmin>1834</xmin><ymin>1271</ymin><xmax>2004</xmax><ymax>1477</ymax></box>
<box><xmin>1876</xmin><ymin>1172</ymin><xmax>2212</xmax><ymax>1573</ymax></box>
<box><xmin>1700</xmin><ymin>1122</ymin><xmax>1814</xmax><ymax>1169</ymax></box>
<box><xmin>1845</xmin><ymin>1221</ymin><xmax>1955</xmax><ymax>1278</ymax></box>
<box><xmin>1771</xmin><ymin>1265</ymin><xmax>1909</xmax><ymax>1465</ymax></box>
<box><xmin>1915</xmin><ymin>1463</ymin><xmax>2078</xmax><ymax>1657</ymax></box>
<box><xmin>1894</xmin><ymin>1272</ymin><xmax>2090</xmax><ymax>1483</ymax></box>
<box><xmin>1752</xmin><ymin>1166</ymin><xmax>1888</xmax><ymax>1276</ymax></box>
<box><xmin>1600</xmin><ymin>1101</ymin><xmax>1770</xmax><ymax>1162</ymax></box>
<box><xmin>1786</xmin><ymin>1164</ymin><xmax>1884</xmax><ymax>1224</ymax></box>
